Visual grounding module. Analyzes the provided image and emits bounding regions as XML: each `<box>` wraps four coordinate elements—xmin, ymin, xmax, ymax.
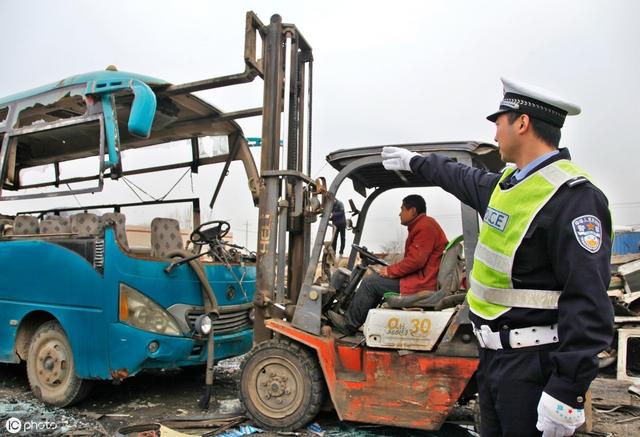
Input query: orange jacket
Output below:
<box><xmin>386</xmin><ymin>214</ymin><xmax>448</xmax><ymax>295</ymax></box>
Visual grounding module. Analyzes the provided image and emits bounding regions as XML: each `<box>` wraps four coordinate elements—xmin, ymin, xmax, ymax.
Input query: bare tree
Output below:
<box><xmin>381</xmin><ymin>239</ymin><xmax>403</xmax><ymax>255</ymax></box>
<box><xmin>381</xmin><ymin>227</ymin><xmax>405</xmax><ymax>257</ymax></box>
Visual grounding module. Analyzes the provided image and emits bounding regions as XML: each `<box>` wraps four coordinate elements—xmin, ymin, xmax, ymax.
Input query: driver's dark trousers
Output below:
<box><xmin>345</xmin><ymin>273</ymin><xmax>400</xmax><ymax>329</ymax></box>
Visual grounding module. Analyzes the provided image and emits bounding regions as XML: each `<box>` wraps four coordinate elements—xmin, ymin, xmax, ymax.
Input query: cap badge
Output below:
<box><xmin>502</xmin><ymin>100</ymin><xmax>520</xmax><ymax>110</ymax></box>
<box><xmin>572</xmin><ymin>215</ymin><xmax>602</xmax><ymax>253</ymax></box>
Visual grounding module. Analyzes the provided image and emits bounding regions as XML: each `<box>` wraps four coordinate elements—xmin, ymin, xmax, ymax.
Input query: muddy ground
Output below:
<box><xmin>1</xmin><ymin>358</ymin><xmax>638</xmax><ymax>436</ymax></box>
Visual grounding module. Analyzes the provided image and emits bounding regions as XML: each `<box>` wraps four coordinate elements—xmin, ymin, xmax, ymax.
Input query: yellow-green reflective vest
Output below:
<box><xmin>467</xmin><ymin>159</ymin><xmax>591</xmax><ymax>320</ymax></box>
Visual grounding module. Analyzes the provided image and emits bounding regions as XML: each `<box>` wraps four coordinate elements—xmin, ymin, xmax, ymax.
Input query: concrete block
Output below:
<box><xmin>617</xmin><ymin>327</ymin><xmax>640</xmax><ymax>383</ymax></box>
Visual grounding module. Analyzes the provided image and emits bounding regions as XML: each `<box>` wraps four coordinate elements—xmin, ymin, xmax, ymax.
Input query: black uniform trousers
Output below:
<box><xmin>477</xmin><ymin>345</ymin><xmax>556</xmax><ymax>437</ymax></box>
<box><xmin>331</xmin><ymin>224</ymin><xmax>346</xmax><ymax>255</ymax></box>
<box><xmin>345</xmin><ymin>273</ymin><xmax>400</xmax><ymax>329</ymax></box>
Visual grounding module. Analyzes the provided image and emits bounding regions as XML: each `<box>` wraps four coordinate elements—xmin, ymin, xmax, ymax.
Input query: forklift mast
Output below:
<box><xmin>253</xmin><ymin>14</ymin><xmax>316</xmax><ymax>343</ymax></box>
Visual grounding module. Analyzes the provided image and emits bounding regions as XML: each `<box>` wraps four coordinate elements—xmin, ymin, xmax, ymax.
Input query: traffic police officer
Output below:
<box><xmin>381</xmin><ymin>78</ymin><xmax>613</xmax><ymax>436</ymax></box>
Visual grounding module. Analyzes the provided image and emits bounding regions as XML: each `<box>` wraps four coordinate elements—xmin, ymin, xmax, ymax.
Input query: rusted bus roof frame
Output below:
<box><xmin>0</xmin><ymin>112</ymin><xmax>107</xmax><ymax>201</ymax></box>
<box><xmin>0</xmin><ymin>82</ymin><xmax>258</xmax><ymax>204</ymax></box>
<box><xmin>0</xmin><ymin>11</ymin><xmax>278</xmax><ymax>207</ymax></box>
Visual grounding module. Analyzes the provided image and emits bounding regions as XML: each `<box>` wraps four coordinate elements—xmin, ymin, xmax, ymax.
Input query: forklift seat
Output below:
<box><xmin>384</xmin><ymin>235</ymin><xmax>465</xmax><ymax>310</ymax></box>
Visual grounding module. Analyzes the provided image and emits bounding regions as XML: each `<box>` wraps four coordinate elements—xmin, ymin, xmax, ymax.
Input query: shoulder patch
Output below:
<box><xmin>566</xmin><ymin>176</ymin><xmax>588</xmax><ymax>188</ymax></box>
<box><xmin>572</xmin><ymin>215</ymin><xmax>602</xmax><ymax>253</ymax></box>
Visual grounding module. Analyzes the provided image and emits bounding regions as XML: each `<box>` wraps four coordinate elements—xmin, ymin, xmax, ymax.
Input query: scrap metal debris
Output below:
<box><xmin>215</xmin><ymin>424</ymin><xmax>264</xmax><ymax>437</ymax></box>
<box><xmin>0</xmin><ymin>397</ymin><xmax>109</xmax><ymax>436</ymax></box>
<box><xmin>306</xmin><ymin>422</ymin><xmax>325</xmax><ymax>437</ymax></box>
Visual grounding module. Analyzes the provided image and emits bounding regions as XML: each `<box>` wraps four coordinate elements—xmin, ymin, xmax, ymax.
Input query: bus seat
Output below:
<box><xmin>39</xmin><ymin>219</ymin><xmax>71</xmax><ymax>234</ymax></box>
<box><xmin>13</xmin><ymin>216</ymin><xmax>39</xmax><ymax>235</ymax></box>
<box><xmin>150</xmin><ymin>217</ymin><xmax>183</xmax><ymax>258</ymax></box>
<box><xmin>101</xmin><ymin>213</ymin><xmax>129</xmax><ymax>250</ymax></box>
<box><xmin>0</xmin><ymin>218</ymin><xmax>14</xmax><ymax>236</ymax></box>
<box><xmin>70</xmin><ymin>213</ymin><xmax>100</xmax><ymax>237</ymax></box>
<box><xmin>44</xmin><ymin>215</ymin><xmax>70</xmax><ymax>227</ymax></box>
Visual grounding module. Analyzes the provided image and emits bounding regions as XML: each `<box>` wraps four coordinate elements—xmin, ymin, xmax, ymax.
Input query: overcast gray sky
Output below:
<box><xmin>1</xmin><ymin>0</ymin><xmax>639</xmax><ymax>250</ymax></box>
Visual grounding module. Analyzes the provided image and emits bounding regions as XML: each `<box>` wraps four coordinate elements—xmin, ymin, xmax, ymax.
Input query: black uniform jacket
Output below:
<box><xmin>410</xmin><ymin>148</ymin><xmax>613</xmax><ymax>408</ymax></box>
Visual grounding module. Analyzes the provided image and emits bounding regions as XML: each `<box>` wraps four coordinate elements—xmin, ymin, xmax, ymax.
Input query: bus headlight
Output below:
<box><xmin>119</xmin><ymin>284</ymin><xmax>182</xmax><ymax>336</ymax></box>
<box><xmin>194</xmin><ymin>314</ymin><xmax>213</xmax><ymax>335</ymax></box>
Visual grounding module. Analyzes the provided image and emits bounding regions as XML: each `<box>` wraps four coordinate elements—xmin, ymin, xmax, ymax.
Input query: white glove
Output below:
<box><xmin>536</xmin><ymin>392</ymin><xmax>585</xmax><ymax>437</ymax></box>
<box><xmin>381</xmin><ymin>146</ymin><xmax>420</xmax><ymax>172</ymax></box>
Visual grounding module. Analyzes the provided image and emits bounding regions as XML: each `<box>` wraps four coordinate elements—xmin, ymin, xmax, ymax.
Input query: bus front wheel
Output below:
<box><xmin>26</xmin><ymin>320</ymin><xmax>92</xmax><ymax>407</ymax></box>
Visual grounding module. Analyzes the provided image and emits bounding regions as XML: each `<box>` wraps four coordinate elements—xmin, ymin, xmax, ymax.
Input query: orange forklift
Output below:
<box><xmin>236</xmin><ymin>12</ymin><xmax>504</xmax><ymax>432</ymax></box>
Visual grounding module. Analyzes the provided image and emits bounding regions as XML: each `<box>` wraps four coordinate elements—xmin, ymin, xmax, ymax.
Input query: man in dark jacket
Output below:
<box><xmin>331</xmin><ymin>199</ymin><xmax>347</xmax><ymax>256</ymax></box>
<box><xmin>328</xmin><ymin>194</ymin><xmax>448</xmax><ymax>335</ymax></box>
<box><xmin>381</xmin><ymin>78</ymin><xmax>613</xmax><ymax>437</ymax></box>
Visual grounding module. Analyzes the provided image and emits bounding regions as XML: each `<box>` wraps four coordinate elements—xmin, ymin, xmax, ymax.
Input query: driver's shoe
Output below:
<box><xmin>327</xmin><ymin>310</ymin><xmax>357</xmax><ymax>336</ymax></box>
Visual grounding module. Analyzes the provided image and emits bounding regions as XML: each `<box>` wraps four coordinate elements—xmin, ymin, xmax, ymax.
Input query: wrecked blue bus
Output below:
<box><xmin>0</xmin><ymin>62</ymin><xmax>263</xmax><ymax>406</ymax></box>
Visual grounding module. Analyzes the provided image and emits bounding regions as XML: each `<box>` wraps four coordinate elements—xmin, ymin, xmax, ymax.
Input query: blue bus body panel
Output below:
<box><xmin>0</xmin><ymin>240</ymin><xmax>106</xmax><ymax>374</ymax></box>
<box><xmin>0</xmin><ymin>229</ymin><xmax>255</xmax><ymax>379</ymax></box>
<box><xmin>108</xmin><ymin>324</ymin><xmax>253</xmax><ymax>374</ymax></box>
<box><xmin>0</xmin><ymin>70</ymin><xmax>168</xmax><ymax>106</ymax></box>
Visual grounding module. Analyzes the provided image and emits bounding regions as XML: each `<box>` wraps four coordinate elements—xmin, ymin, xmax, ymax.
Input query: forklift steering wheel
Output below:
<box><xmin>190</xmin><ymin>220</ymin><xmax>231</xmax><ymax>246</ymax></box>
<box><xmin>351</xmin><ymin>244</ymin><xmax>388</xmax><ymax>266</ymax></box>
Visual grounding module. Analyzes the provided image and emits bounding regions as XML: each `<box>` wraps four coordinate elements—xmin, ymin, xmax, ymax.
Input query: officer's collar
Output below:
<box><xmin>530</xmin><ymin>147</ymin><xmax>571</xmax><ymax>173</ymax></box>
<box><xmin>514</xmin><ymin>150</ymin><xmax>560</xmax><ymax>181</ymax></box>
<box><xmin>500</xmin><ymin>148</ymin><xmax>571</xmax><ymax>189</ymax></box>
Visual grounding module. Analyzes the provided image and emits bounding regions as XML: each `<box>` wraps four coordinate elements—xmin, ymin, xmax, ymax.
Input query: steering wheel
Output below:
<box><xmin>351</xmin><ymin>244</ymin><xmax>388</xmax><ymax>266</ymax></box>
<box><xmin>190</xmin><ymin>220</ymin><xmax>231</xmax><ymax>246</ymax></box>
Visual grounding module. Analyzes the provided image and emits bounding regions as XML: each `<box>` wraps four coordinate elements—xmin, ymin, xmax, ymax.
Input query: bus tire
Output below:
<box><xmin>26</xmin><ymin>320</ymin><xmax>92</xmax><ymax>407</ymax></box>
<box><xmin>239</xmin><ymin>339</ymin><xmax>324</xmax><ymax>430</ymax></box>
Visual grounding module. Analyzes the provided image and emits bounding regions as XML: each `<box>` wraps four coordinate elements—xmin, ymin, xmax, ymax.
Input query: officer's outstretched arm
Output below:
<box><xmin>407</xmin><ymin>152</ymin><xmax>500</xmax><ymax>215</ymax></box>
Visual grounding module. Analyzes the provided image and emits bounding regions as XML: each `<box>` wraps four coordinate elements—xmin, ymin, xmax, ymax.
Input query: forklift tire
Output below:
<box><xmin>239</xmin><ymin>338</ymin><xmax>324</xmax><ymax>430</ymax></box>
<box><xmin>26</xmin><ymin>320</ymin><xmax>92</xmax><ymax>407</ymax></box>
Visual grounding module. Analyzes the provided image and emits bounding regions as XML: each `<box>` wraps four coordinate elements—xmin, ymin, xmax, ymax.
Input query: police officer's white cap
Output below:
<box><xmin>487</xmin><ymin>77</ymin><xmax>581</xmax><ymax>128</ymax></box>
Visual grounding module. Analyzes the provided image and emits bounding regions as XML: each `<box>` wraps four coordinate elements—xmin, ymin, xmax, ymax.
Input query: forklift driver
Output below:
<box><xmin>381</xmin><ymin>78</ymin><xmax>613</xmax><ymax>437</ymax></box>
<box><xmin>327</xmin><ymin>194</ymin><xmax>448</xmax><ymax>336</ymax></box>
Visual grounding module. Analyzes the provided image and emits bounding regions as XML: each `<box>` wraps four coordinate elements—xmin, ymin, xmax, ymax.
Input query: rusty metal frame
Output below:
<box><xmin>346</xmin><ymin>187</ymin><xmax>385</xmax><ymax>269</ymax></box>
<box><xmin>162</xmin><ymin>11</ymin><xmax>267</xmax><ymax>96</ymax></box>
<box><xmin>17</xmin><ymin>196</ymin><xmax>201</xmax><ymax>231</ymax></box>
<box><xmin>17</xmin><ymin>196</ymin><xmax>200</xmax><ymax>217</ymax></box>
<box><xmin>0</xmin><ymin>11</ymin><xmax>270</xmax><ymax>204</ymax></box>
<box><xmin>208</xmin><ymin>132</ymin><xmax>241</xmax><ymax>209</ymax></box>
<box><xmin>252</xmin><ymin>14</ymin><xmax>315</xmax><ymax>343</ymax></box>
<box><xmin>291</xmin><ymin>148</ymin><xmax>496</xmax><ymax>335</ymax></box>
<box><xmin>0</xmin><ymin>114</ymin><xmax>106</xmax><ymax>201</ymax></box>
